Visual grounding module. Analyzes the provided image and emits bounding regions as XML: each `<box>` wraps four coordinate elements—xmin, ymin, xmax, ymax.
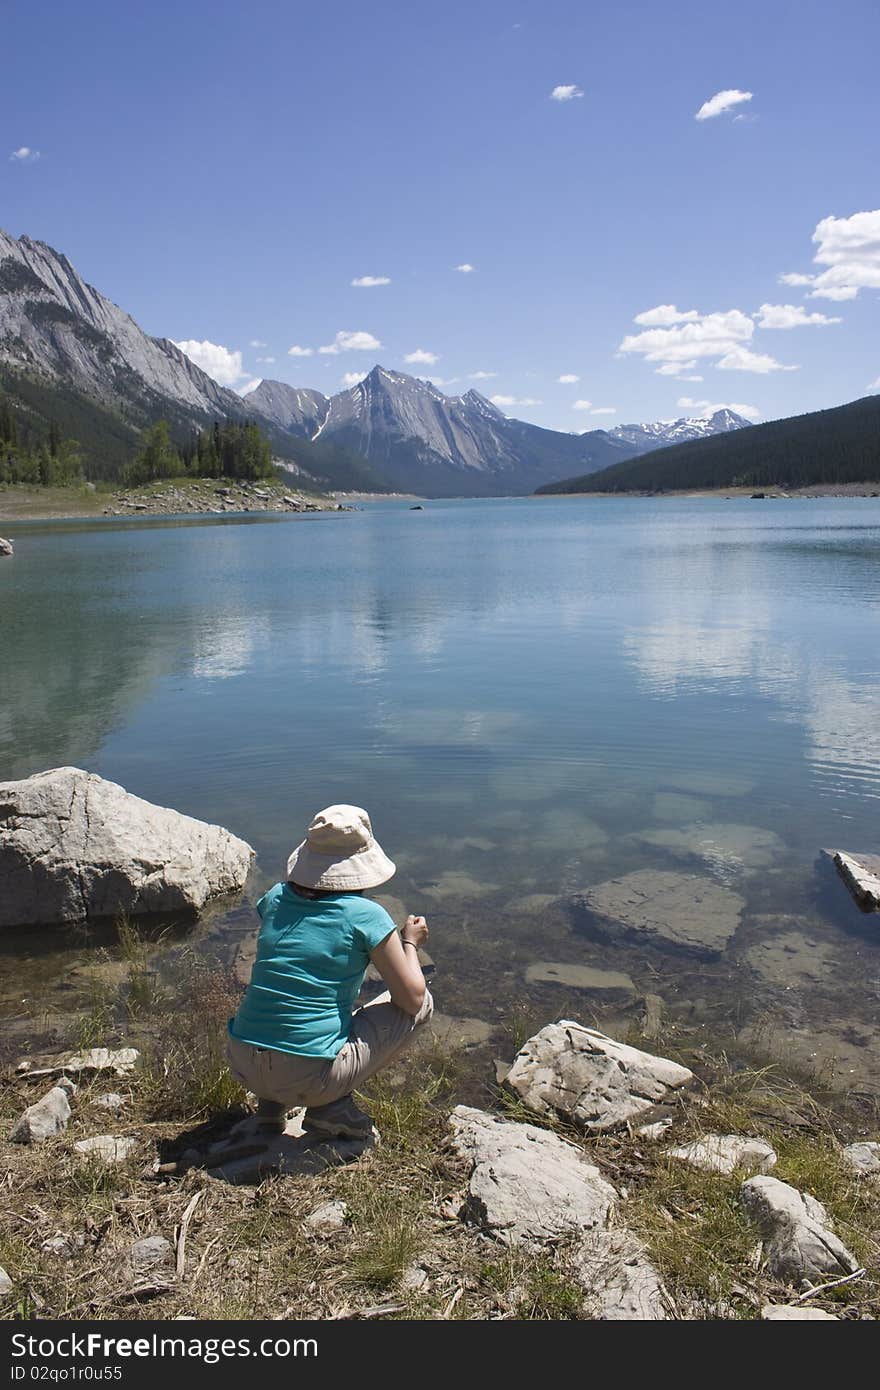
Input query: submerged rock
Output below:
<box><xmin>743</xmin><ymin>923</ymin><xmax>838</xmax><ymax>987</ymax></box>
<box><xmin>0</xmin><ymin>767</ymin><xmax>254</xmax><ymax>928</ymax></box>
<box><xmin>9</xmin><ymin>1078</ymin><xmax>76</xmax><ymax>1144</ymax></box>
<box><xmin>739</xmin><ymin>1175</ymin><xmax>860</xmax><ymax>1283</ymax></box>
<box><xmin>504</xmin><ymin>1020</ymin><xmax>693</xmax><ymax>1133</ymax></box>
<box><xmin>569</xmin><ymin>869</ymin><xmax>743</xmax><ymax>959</ymax></box>
<box><xmin>525</xmin><ymin>961</ymin><xmax>636</xmax><ymax>993</ymax></box>
<box><xmin>667</xmin><ymin>1134</ymin><xmax>777</xmax><ymax>1176</ymax></box>
<box><xmin>633</xmin><ymin>822</ymin><xmax>783</xmax><ymax>881</ymax></box>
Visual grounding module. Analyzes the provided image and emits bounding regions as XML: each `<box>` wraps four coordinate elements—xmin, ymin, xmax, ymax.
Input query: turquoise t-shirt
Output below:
<box><xmin>229</xmin><ymin>884</ymin><xmax>396</xmax><ymax>1059</ymax></box>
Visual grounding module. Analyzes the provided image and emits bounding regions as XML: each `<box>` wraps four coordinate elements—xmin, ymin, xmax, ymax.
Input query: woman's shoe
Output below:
<box><xmin>302</xmin><ymin>1095</ymin><xmax>374</xmax><ymax>1140</ymax></box>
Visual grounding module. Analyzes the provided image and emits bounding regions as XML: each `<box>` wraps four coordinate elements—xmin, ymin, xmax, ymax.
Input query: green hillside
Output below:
<box><xmin>535</xmin><ymin>394</ymin><xmax>880</xmax><ymax>494</ymax></box>
<box><xmin>0</xmin><ymin>368</ymin><xmax>391</xmax><ymax>492</ymax></box>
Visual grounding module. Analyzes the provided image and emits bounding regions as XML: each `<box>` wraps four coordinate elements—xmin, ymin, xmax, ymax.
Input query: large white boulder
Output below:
<box><xmin>0</xmin><ymin>767</ymin><xmax>254</xmax><ymax>928</ymax></box>
<box><xmin>447</xmin><ymin>1106</ymin><xmax>667</xmax><ymax>1319</ymax></box>
<box><xmin>739</xmin><ymin>1176</ymin><xmax>860</xmax><ymax>1284</ymax></box>
<box><xmin>447</xmin><ymin>1105</ymin><xmax>617</xmax><ymax>1246</ymax></box>
<box><xmin>505</xmin><ymin>1021</ymin><xmax>693</xmax><ymax>1133</ymax></box>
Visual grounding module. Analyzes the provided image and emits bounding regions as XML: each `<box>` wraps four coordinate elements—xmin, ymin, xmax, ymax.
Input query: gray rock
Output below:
<box><xmin>635</xmin><ymin>1118</ymin><xmax>673</xmax><ymax>1141</ymax></box>
<box><xmin>94</xmin><ymin>1092</ymin><xmax>126</xmax><ymax>1114</ymax></box>
<box><xmin>0</xmin><ymin>767</ymin><xmax>254</xmax><ymax>928</ymax></box>
<box><xmin>841</xmin><ymin>1141</ymin><xmax>880</xmax><ymax>1177</ymax></box>
<box><xmin>129</xmin><ymin>1235</ymin><xmax>174</xmax><ymax>1277</ymax></box>
<box><xmin>447</xmin><ymin>1106</ymin><xmax>666</xmax><ymax>1320</ymax></box>
<box><xmin>40</xmin><ymin>1235</ymin><xmax>74</xmax><ymax>1259</ymax></box>
<box><xmin>828</xmin><ymin>849</ymin><xmax>880</xmax><ymax>912</ymax></box>
<box><xmin>504</xmin><ymin>1021</ymin><xmax>693</xmax><ymax>1133</ymax></box>
<box><xmin>569</xmin><ymin>869</ymin><xmax>744</xmax><ymax>959</ymax></box>
<box><xmin>17</xmin><ymin>1048</ymin><xmax>139</xmax><ymax>1080</ymax></box>
<box><xmin>739</xmin><ymin>1176</ymin><xmax>860</xmax><ymax>1283</ymax></box>
<box><xmin>400</xmin><ymin>1264</ymin><xmax>430</xmax><ymax>1292</ymax></box>
<box><xmin>0</xmin><ymin>538</ymin><xmax>13</xmax><ymax>557</ymax></box>
<box><xmin>668</xmin><ymin>1135</ymin><xmax>777</xmax><ymax>1176</ymax></box>
<box><xmin>575</xmin><ymin>1228</ymin><xmax>668</xmax><ymax>1320</ymax></box>
<box><xmin>74</xmin><ymin>1135</ymin><xmax>138</xmax><ymax>1166</ymax></box>
<box><xmin>9</xmin><ymin>1079</ymin><xmax>75</xmax><ymax>1144</ymax></box>
<box><xmin>761</xmin><ymin>1304</ymin><xmax>840</xmax><ymax>1320</ymax></box>
<box><xmin>0</xmin><ymin>1267</ymin><xmax>12</xmax><ymax>1296</ymax></box>
<box><xmin>304</xmin><ymin>1200</ymin><xmax>348</xmax><ymax>1236</ymax></box>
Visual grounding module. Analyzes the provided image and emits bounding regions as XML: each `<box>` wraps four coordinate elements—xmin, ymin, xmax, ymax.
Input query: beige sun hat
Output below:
<box><xmin>286</xmin><ymin>804</ymin><xmax>396</xmax><ymax>890</ymax></box>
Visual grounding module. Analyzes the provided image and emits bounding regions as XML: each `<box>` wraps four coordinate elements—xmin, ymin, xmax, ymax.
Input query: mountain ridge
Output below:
<box><xmin>535</xmin><ymin>395</ymin><xmax>880</xmax><ymax>494</ymax></box>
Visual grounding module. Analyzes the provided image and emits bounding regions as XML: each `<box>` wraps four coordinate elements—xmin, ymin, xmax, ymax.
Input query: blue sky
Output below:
<box><xmin>2</xmin><ymin>0</ymin><xmax>878</xmax><ymax>430</ymax></box>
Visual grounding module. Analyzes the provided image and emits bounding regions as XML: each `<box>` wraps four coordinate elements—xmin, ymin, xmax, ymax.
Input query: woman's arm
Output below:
<box><xmin>369</xmin><ymin>914</ymin><xmax>429</xmax><ymax>1016</ymax></box>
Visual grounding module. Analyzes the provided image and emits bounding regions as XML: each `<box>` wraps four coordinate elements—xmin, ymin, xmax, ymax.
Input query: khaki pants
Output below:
<box><xmin>226</xmin><ymin>989</ymin><xmax>434</xmax><ymax>1109</ymax></box>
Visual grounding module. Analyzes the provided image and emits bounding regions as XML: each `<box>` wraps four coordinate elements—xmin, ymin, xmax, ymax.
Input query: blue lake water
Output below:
<box><xmin>2</xmin><ymin>496</ymin><xmax>880</xmax><ymax>1086</ymax></box>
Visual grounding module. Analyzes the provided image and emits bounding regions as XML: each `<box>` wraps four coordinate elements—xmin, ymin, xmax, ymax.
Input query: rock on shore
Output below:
<box><xmin>504</xmin><ymin>1020</ymin><xmax>694</xmax><ymax>1132</ymax></box>
<box><xmin>0</xmin><ymin>767</ymin><xmax>254</xmax><ymax>928</ymax></box>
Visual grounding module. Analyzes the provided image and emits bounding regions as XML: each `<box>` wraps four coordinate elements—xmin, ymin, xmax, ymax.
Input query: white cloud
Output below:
<box><xmin>237</xmin><ymin>378</ymin><xmax>262</xmax><ymax>396</ymax></box>
<box><xmin>621</xmin><ymin>308</ymin><xmax>753</xmax><ymax>365</ymax></box>
<box><xmin>677</xmin><ymin>396</ymin><xmax>761</xmax><ymax>421</ymax></box>
<box><xmin>490</xmin><ymin>395</ymin><xmax>543</xmax><ymax>408</ymax></box>
<box><xmin>868</xmin><ymin>377</ymin><xmax>880</xmax><ymax>392</ymax></box>
<box><xmin>550</xmin><ymin>84</ymin><xmax>584</xmax><ymax>102</ymax></box>
<box><xmin>9</xmin><ymin>146</ymin><xmax>40</xmax><ymax>162</ymax></box>
<box><xmin>695</xmin><ymin>89</ymin><xmax>753</xmax><ymax>121</ymax></box>
<box><xmin>173</xmin><ymin>339</ymin><xmax>247</xmax><ymax>387</ymax></box>
<box><xmin>756</xmin><ymin>302</ymin><xmax>841</xmax><ymax>329</ymax></box>
<box><xmin>810</xmin><ymin>285</ymin><xmax>859</xmax><ymax>301</ymax></box>
<box><xmin>424</xmin><ymin>376</ymin><xmax>458</xmax><ymax>387</ymax></box>
<box><xmin>557</xmin><ymin>373</ymin><xmax>580</xmax><ymax>383</ymax></box>
<box><xmin>622</xmin><ymin>308</ymin><xmax>797</xmax><ymax>376</ymax></box>
<box><xmin>591</xmin><ymin>407</ymin><xmax>617</xmax><ymax>415</ymax></box>
<box><xmin>716</xmin><ymin>347</ymin><xmax>798</xmax><ymax>373</ymax></box>
<box><xmin>319</xmin><ymin>330</ymin><xmax>382</xmax><ymax>355</ymax></box>
<box><xmin>654</xmin><ymin>361</ymin><xmax>703</xmax><ymax>380</ymax></box>
<box><xmin>404</xmin><ymin>348</ymin><xmax>440</xmax><ymax>365</ymax></box>
<box><xmin>469</xmin><ymin>369</ymin><xmax>497</xmax><ymax>380</ymax></box>
<box><xmin>572</xmin><ymin>399</ymin><xmax>593</xmax><ymax>411</ymax></box>
<box><xmin>455</xmin><ymin>263</ymin><xmax>476</xmax><ymax>273</ymax></box>
<box><xmin>249</xmin><ymin>339</ymin><xmax>267</xmax><ymax>348</ymax></box>
<box><xmin>287</xmin><ymin>344</ymin><xmax>314</xmax><ymax>357</ymax></box>
<box><xmin>779</xmin><ymin>209</ymin><xmax>880</xmax><ymax>301</ymax></box>
<box><xmin>341</xmin><ymin>371</ymin><xmax>367</xmax><ymax>387</ymax></box>
<box><xmin>633</xmin><ymin>304</ymin><xmax>700</xmax><ymax>326</ymax></box>
<box><xmin>257</xmin><ymin>355</ymin><xmax>276</xmax><ymax>364</ymax></box>
<box><xmin>351</xmin><ymin>275</ymin><xmax>391</xmax><ymax>287</ymax></box>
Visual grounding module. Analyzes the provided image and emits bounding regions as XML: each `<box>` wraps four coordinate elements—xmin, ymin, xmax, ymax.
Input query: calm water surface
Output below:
<box><xmin>2</xmin><ymin>497</ymin><xmax>879</xmax><ymax>1087</ymax></box>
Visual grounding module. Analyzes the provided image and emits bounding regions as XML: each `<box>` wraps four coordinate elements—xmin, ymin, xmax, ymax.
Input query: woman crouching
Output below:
<box><xmin>227</xmin><ymin>804</ymin><xmax>433</xmax><ymax>1140</ymax></box>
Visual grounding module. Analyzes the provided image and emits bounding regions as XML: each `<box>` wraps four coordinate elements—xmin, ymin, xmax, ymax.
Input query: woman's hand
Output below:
<box><xmin>402</xmin><ymin>914</ymin><xmax>428</xmax><ymax>948</ymax></box>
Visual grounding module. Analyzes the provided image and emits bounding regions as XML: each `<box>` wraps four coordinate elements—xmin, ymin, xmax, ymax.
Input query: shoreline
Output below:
<box><xmin>537</xmin><ymin>483</ymin><xmax>880</xmax><ymax>500</ymax></box>
<box><xmin>0</xmin><ymin>479</ymin><xmax>347</xmax><ymax>524</ymax></box>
